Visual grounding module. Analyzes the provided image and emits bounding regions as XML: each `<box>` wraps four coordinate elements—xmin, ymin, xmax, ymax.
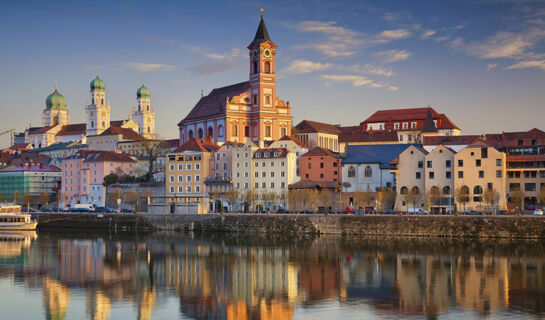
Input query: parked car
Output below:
<box><xmin>69</xmin><ymin>207</ymin><xmax>93</xmax><ymax>213</ymax></box>
<box><xmin>465</xmin><ymin>210</ymin><xmax>483</xmax><ymax>215</ymax></box>
<box><xmin>73</xmin><ymin>204</ymin><xmax>95</xmax><ymax>211</ymax></box>
<box><xmin>276</xmin><ymin>208</ymin><xmax>288</xmax><ymax>214</ymax></box>
<box><xmin>408</xmin><ymin>208</ymin><xmax>428</xmax><ymax>215</ymax></box>
<box><xmin>383</xmin><ymin>209</ymin><xmax>396</xmax><ymax>214</ymax></box>
<box><xmin>121</xmin><ymin>208</ymin><xmax>135</xmax><ymax>213</ymax></box>
<box><xmin>299</xmin><ymin>210</ymin><xmax>314</xmax><ymax>214</ymax></box>
<box><xmin>95</xmin><ymin>206</ymin><xmax>116</xmax><ymax>213</ymax></box>
<box><xmin>533</xmin><ymin>209</ymin><xmax>543</xmax><ymax>216</ymax></box>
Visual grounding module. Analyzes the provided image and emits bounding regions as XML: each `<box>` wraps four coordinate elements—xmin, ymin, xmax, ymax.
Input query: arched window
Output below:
<box><xmin>147</xmin><ymin>127</ymin><xmax>151</xmax><ymax>133</ymax></box>
<box><xmin>252</xmin><ymin>95</ymin><xmax>257</xmax><ymax>105</ymax></box>
<box><xmin>443</xmin><ymin>186</ymin><xmax>451</xmax><ymax>195</ymax></box>
<box><xmin>218</xmin><ymin>125</ymin><xmax>224</xmax><ymax>137</ymax></box>
<box><xmin>400</xmin><ymin>186</ymin><xmax>408</xmax><ymax>195</ymax></box>
<box><xmin>188</xmin><ymin>130</ymin><xmax>194</xmax><ymax>139</ymax></box>
<box><xmin>474</xmin><ymin>186</ymin><xmax>483</xmax><ymax>194</ymax></box>
<box><xmin>253</xmin><ymin>62</ymin><xmax>258</xmax><ymax>74</ymax></box>
<box><xmin>147</xmin><ymin>106</ymin><xmax>149</xmax><ymax>111</ymax></box>
<box><xmin>101</xmin><ymin>99</ymin><xmax>104</xmax><ymax>105</ymax></box>
<box><xmin>412</xmin><ymin>186</ymin><xmax>420</xmax><ymax>194</ymax></box>
<box><xmin>264</xmin><ymin>61</ymin><xmax>271</xmax><ymax>74</ymax></box>
<box><xmin>208</xmin><ymin>127</ymin><xmax>213</xmax><ymax>139</ymax></box>
<box><xmin>198</xmin><ymin>128</ymin><xmax>203</xmax><ymax>138</ymax></box>
<box><xmin>101</xmin><ymin>121</ymin><xmax>105</xmax><ymax>127</ymax></box>
<box><xmin>348</xmin><ymin>166</ymin><xmax>355</xmax><ymax>178</ymax></box>
<box><xmin>364</xmin><ymin>166</ymin><xmax>372</xmax><ymax>177</ymax></box>
<box><xmin>91</xmin><ymin>121</ymin><xmax>94</xmax><ymax>128</ymax></box>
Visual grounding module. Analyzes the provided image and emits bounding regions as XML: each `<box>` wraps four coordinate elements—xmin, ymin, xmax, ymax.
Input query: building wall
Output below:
<box><xmin>86</xmin><ymin>134</ymin><xmax>120</xmax><ymax>151</ymax></box>
<box><xmin>424</xmin><ymin>145</ymin><xmax>455</xmax><ymax>213</ymax></box>
<box><xmin>213</xmin><ymin>144</ymin><xmax>234</xmax><ymax>180</ymax></box>
<box><xmin>295</xmin><ymin>132</ymin><xmax>339</xmax><ymax>152</ymax></box>
<box><xmin>454</xmin><ymin>146</ymin><xmax>507</xmax><ymax>211</ymax></box>
<box><xmin>166</xmin><ymin>151</ymin><xmax>213</xmax><ymax>197</ymax></box>
<box><xmin>506</xmin><ymin>161</ymin><xmax>545</xmax><ymax>210</ymax></box>
<box><xmin>300</xmin><ymin>154</ymin><xmax>341</xmax><ymax>183</ymax></box>
<box><xmin>252</xmin><ymin>152</ymin><xmax>296</xmax><ymax>207</ymax></box>
<box><xmin>0</xmin><ymin>169</ymin><xmax>61</xmax><ymax>201</ymax></box>
<box><xmin>232</xmin><ymin>143</ymin><xmax>257</xmax><ymax>191</ymax></box>
<box><xmin>394</xmin><ymin>146</ymin><xmax>427</xmax><ymax>211</ymax></box>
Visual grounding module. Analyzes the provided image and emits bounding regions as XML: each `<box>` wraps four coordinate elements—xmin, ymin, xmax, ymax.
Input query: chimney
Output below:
<box><xmin>39</xmin><ymin>163</ymin><xmax>43</xmax><ymax>169</ymax></box>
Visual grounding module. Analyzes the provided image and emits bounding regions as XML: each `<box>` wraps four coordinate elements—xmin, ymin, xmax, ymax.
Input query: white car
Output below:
<box><xmin>533</xmin><ymin>209</ymin><xmax>543</xmax><ymax>216</ymax></box>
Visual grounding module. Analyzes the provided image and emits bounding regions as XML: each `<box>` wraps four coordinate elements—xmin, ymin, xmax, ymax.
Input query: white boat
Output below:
<box><xmin>0</xmin><ymin>205</ymin><xmax>37</xmax><ymax>230</ymax></box>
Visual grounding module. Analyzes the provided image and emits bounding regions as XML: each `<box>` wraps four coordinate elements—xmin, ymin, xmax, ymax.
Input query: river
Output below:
<box><xmin>0</xmin><ymin>230</ymin><xmax>543</xmax><ymax>319</ymax></box>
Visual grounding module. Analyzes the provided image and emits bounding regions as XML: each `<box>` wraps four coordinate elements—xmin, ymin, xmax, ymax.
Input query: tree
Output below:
<box><xmin>23</xmin><ymin>193</ymin><xmax>33</xmax><ymax>209</ymax></box>
<box><xmin>225</xmin><ymin>189</ymin><xmax>239</xmax><ymax>212</ymax></box>
<box><xmin>509</xmin><ymin>188</ymin><xmax>525</xmax><ymax>215</ymax></box>
<box><xmin>103</xmin><ymin>173</ymin><xmax>119</xmax><ymax>187</ymax></box>
<box><xmin>141</xmin><ymin>138</ymin><xmax>170</xmax><ymax>182</ymax></box>
<box><xmin>39</xmin><ymin>191</ymin><xmax>50</xmax><ymax>209</ymax></box>
<box><xmin>109</xmin><ymin>187</ymin><xmax>123</xmax><ymax>212</ymax></box>
<box><xmin>403</xmin><ymin>188</ymin><xmax>422</xmax><ymax>213</ymax></box>
<box><xmin>242</xmin><ymin>189</ymin><xmax>255</xmax><ymax>212</ymax></box>
<box><xmin>279</xmin><ymin>190</ymin><xmax>288</xmax><ymax>209</ymax></box>
<box><xmin>483</xmin><ymin>188</ymin><xmax>500</xmax><ymax>214</ymax></box>
<box><xmin>538</xmin><ymin>187</ymin><xmax>545</xmax><ymax>207</ymax></box>
<box><xmin>288</xmin><ymin>189</ymin><xmax>299</xmax><ymax>212</ymax></box>
<box><xmin>318</xmin><ymin>189</ymin><xmax>332</xmax><ymax>212</ymax></box>
<box><xmin>209</xmin><ymin>189</ymin><xmax>222</xmax><ymax>213</ymax></box>
<box><xmin>0</xmin><ymin>191</ymin><xmax>3</xmax><ymax>203</ymax></box>
<box><xmin>125</xmin><ymin>190</ymin><xmax>138</xmax><ymax>212</ymax></box>
<box><xmin>377</xmin><ymin>188</ymin><xmax>395</xmax><ymax>213</ymax></box>
<box><xmin>342</xmin><ymin>182</ymin><xmax>351</xmax><ymax>193</ymax></box>
<box><xmin>455</xmin><ymin>186</ymin><xmax>469</xmax><ymax>213</ymax></box>
<box><xmin>307</xmin><ymin>189</ymin><xmax>320</xmax><ymax>212</ymax></box>
<box><xmin>13</xmin><ymin>190</ymin><xmax>20</xmax><ymax>204</ymax></box>
<box><xmin>428</xmin><ymin>187</ymin><xmax>442</xmax><ymax>213</ymax></box>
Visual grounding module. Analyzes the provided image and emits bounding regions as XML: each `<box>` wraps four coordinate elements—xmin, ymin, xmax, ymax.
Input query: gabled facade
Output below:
<box><xmin>178</xmin><ymin>13</ymin><xmax>292</xmax><ymax>145</ymax></box>
<box><xmin>392</xmin><ymin>145</ymin><xmax>428</xmax><ymax>211</ymax></box>
<box><xmin>231</xmin><ymin>141</ymin><xmax>258</xmax><ymax>191</ymax></box>
<box><xmin>298</xmin><ymin>147</ymin><xmax>341</xmax><ymax>184</ymax></box>
<box><xmin>424</xmin><ymin>145</ymin><xmax>456</xmax><ymax>213</ymax></box>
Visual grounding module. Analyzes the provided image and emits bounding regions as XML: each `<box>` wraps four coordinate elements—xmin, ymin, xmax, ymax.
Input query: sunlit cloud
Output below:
<box><xmin>377</xmin><ymin>29</ymin><xmax>411</xmax><ymax>40</ymax></box>
<box><xmin>376</xmin><ymin>49</ymin><xmax>411</xmax><ymax>63</ymax></box>
<box><xmin>126</xmin><ymin>62</ymin><xmax>175</xmax><ymax>72</ymax></box>
<box><xmin>320</xmin><ymin>74</ymin><xmax>398</xmax><ymax>91</ymax></box>
<box><xmin>283</xmin><ymin>60</ymin><xmax>332</xmax><ymax>75</ymax></box>
<box><xmin>487</xmin><ymin>63</ymin><xmax>498</xmax><ymax>70</ymax></box>
<box><xmin>506</xmin><ymin>59</ymin><xmax>545</xmax><ymax>71</ymax></box>
<box><xmin>421</xmin><ymin>29</ymin><xmax>436</xmax><ymax>39</ymax></box>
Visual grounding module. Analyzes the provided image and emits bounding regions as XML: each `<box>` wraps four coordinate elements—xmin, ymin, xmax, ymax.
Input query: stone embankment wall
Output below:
<box><xmin>31</xmin><ymin>213</ymin><xmax>545</xmax><ymax>239</ymax></box>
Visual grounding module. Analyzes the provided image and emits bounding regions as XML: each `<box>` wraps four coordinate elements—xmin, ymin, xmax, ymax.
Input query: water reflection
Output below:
<box><xmin>0</xmin><ymin>231</ymin><xmax>544</xmax><ymax>319</ymax></box>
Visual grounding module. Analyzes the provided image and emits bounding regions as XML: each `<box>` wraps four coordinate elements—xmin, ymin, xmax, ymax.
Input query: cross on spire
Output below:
<box><xmin>55</xmin><ymin>80</ymin><xmax>58</xmax><ymax>90</ymax></box>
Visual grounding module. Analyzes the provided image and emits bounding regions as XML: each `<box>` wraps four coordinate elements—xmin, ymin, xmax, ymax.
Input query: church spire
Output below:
<box><xmin>252</xmin><ymin>9</ymin><xmax>271</xmax><ymax>44</ymax></box>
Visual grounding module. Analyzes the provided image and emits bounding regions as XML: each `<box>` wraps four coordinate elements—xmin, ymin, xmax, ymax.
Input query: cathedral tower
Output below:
<box><xmin>85</xmin><ymin>76</ymin><xmax>110</xmax><ymax>136</ymax></box>
<box><xmin>131</xmin><ymin>84</ymin><xmax>156</xmax><ymax>139</ymax></box>
<box><xmin>42</xmin><ymin>81</ymin><xmax>70</xmax><ymax>127</ymax></box>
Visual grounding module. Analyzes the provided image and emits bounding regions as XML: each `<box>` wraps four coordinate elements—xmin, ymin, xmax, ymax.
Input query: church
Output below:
<box><xmin>178</xmin><ymin>12</ymin><xmax>292</xmax><ymax>145</ymax></box>
<box><xmin>22</xmin><ymin>77</ymin><xmax>156</xmax><ymax>148</ymax></box>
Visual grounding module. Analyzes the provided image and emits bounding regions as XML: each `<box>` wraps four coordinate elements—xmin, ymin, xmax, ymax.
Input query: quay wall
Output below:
<box><xmin>31</xmin><ymin>213</ymin><xmax>545</xmax><ymax>239</ymax></box>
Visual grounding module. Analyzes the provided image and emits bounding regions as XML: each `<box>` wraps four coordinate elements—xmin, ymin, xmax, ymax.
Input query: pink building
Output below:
<box><xmin>61</xmin><ymin>150</ymin><xmax>136</xmax><ymax>208</ymax></box>
<box><xmin>213</xmin><ymin>141</ymin><xmax>243</xmax><ymax>180</ymax></box>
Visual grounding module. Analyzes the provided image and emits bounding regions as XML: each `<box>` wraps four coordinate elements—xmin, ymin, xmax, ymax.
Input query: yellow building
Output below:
<box><xmin>166</xmin><ymin>137</ymin><xmax>219</xmax><ymax>213</ymax></box>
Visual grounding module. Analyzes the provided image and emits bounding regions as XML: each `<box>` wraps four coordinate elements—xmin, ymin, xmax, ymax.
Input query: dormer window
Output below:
<box><xmin>264</xmin><ymin>152</ymin><xmax>270</xmax><ymax>158</ymax></box>
<box><xmin>255</xmin><ymin>152</ymin><xmax>261</xmax><ymax>158</ymax></box>
<box><xmin>274</xmin><ymin>151</ymin><xmax>279</xmax><ymax>157</ymax></box>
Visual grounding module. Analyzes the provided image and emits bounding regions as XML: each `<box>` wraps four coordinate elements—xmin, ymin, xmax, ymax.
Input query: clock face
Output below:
<box><xmin>252</xmin><ymin>49</ymin><xmax>259</xmax><ymax>59</ymax></box>
<box><xmin>263</xmin><ymin>49</ymin><xmax>272</xmax><ymax>58</ymax></box>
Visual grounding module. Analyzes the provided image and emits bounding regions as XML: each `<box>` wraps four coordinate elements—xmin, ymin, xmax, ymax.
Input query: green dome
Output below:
<box><xmin>90</xmin><ymin>76</ymin><xmax>105</xmax><ymax>91</ymax></box>
<box><xmin>137</xmin><ymin>84</ymin><xmax>150</xmax><ymax>98</ymax></box>
<box><xmin>46</xmin><ymin>89</ymin><xmax>66</xmax><ymax>110</ymax></box>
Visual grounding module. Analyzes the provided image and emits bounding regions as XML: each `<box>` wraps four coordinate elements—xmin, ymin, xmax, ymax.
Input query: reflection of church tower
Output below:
<box><xmin>131</xmin><ymin>84</ymin><xmax>155</xmax><ymax>139</ymax></box>
<box><xmin>42</xmin><ymin>82</ymin><xmax>70</xmax><ymax>127</ymax></box>
<box><xmin>86</xmin><ymin>289</ymin><xmax>111</xmax><ymax>320</ymax></box>
<box><xmin>85</xmin><ymin>76</ymin><xmax>110</xmax><ymax>136</ymax></box>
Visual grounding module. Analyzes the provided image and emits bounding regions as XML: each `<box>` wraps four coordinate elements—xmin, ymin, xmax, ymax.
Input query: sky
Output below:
<box><xmin>0</xmin><ymin>0</ymin><xmax>544</xmax><ymax>148</ymax></box>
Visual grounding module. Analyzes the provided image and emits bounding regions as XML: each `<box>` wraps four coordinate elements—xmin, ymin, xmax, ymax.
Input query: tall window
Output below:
<box><xmin>265</xmin><ymin>125</ymin><xmax>271</xmax><ymax>137</ymax></box>
<box><xmin>264</xmin><ymin>61</ymin><xmax>271</xmax><ymax>74</ymax></box>
<box><xmin>364</xmin><ymin>166</ymin><xmax>372</xmax><ymax>177</ymax></box>
<box><xmin>348</xmin><ymin>166</ymin><xmax>355</xmax><ymax>177</ymax></box>
<box><xmin>198</xmin><ymin>128</ymin><xmax>203</xmax><ymax>138</ymax></box>
<box><xmin>252</xmin><ymin>95</ymin><xmax>257</xmax><ymax>105</ymax></box>
<box><xmin>188</xmin><ymin>130</ymin><xmax>194</xmax><ymax>139</ymax></box>
<box><xmin>244</xmin><ymin>126</ymin><xmax>250</xmax><ymax>137</ymax></box>
<box><xmin>265</xmin><ymin>95</ymin><xmax>271</xmax><ymax>105</ymax></box>
<box><xmin>253</xmin><ymin>62</ymin><xmax>258</xmax><ymax>74</ymax></box>
<box><xmin>208</xmin><ymin>127</ymin><xmax>213</xmax><ymax>139</ymax></box>
<box><xmin>218</xmin><ymin>125</ymin><xmax>224</xmax><ymax>137</ymax></box>
<box><xmin>281</xmin><ymin>127</ymin><xmax>287</xmax><ymax>137</ymax></box>
<box><xmin>232</xmin><ymin>125</ymin><xmax>238</xmax><ymax>137</ymax></box>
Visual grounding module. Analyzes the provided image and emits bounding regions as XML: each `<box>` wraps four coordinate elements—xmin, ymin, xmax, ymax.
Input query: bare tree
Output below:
<box><xmin>307</xmin><ymin>189</ymin><xmax>320</xmax><ymax>212</ymax></box>
<box><xmin>403</xmin><ymin>188</ymin><xmax>422</xmax><ymax>213</ymax></box>
<box><xmin>377</xmin><ymin>188</ymin><xmax>395</xmax><ymax>213</ymax></box>
<box><xmin>455</xmin><ymin>186</ymin><xmax>469</xmax><ymax>213</ymax></box>
<box><xmin>13</xmin><ymin>190</ymin><xmax>20</xmax><ymax>204</ymax></box>
<box><xmin>225</xmin><ymin>189</ymin><xmax>239</xmax><ymax>212</ymax></box>
<box><xmin>125</xmin><ymin>190</ymin><xmax>138</xmax><ymax>212</ymax></box>
<box><xmin>428</xmin><ymin>187</ymin><xmax>442</xmax><ymax>213</ymax></box>
<box><xmin>209</xmin><ymin>189</ymin><xmax>222</xmax><ymax>213</ymax></box>
<box><xmin>318</xmin><ymin>189</ymin><xmax>332</xmax><ymax>213</ymax></box>
<box><xmin>109</xmin><ymin>187</ymin><xmax>123</xmax><ymax>212</ymax></box>
<box><xmin>39</xmin><ymin>191</ymin><xmax>50</xmax><ymax>209</ymax></box>
<box><xmin>538</xmin><ymin>187</ymin><xmax>545</xmax><ymax>207</ymax></box>
<box><xmin>242</xmin><ymin>189</ymin><xmax>255</xmax><ymax>212</ymax></box>
<box><xmin>23</xmin><ymin>193</ymin><xmax>33</xmax><ymax>209</ymax></box>
<box><xmin>141</xmin><ymin>138</ymin><xmax>170</xmax><ymax>182</ymax></box>
<box><xmin>509</xmin><ymin>188</ymin><xmax>525</xmax><ymax>215</ymax></box>
<box><xmin>342</xmin><ymin>182</ymin><xmax>351</xmax><ymax>193</ymax></box>
<box><xmin>483</xmin><ymin>188</ymin><xmax>500</xmax><ymax>215</ymax></box>
<box><xmin>0</xmin><ymin>191</ymin><xmax>3</xmax><ymax>203</ymax></box>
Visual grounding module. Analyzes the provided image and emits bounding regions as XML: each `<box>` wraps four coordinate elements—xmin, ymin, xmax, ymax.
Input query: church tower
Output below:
<box><xmin>42</xmin><ymin>81</ymin><xmax>70</xmax><ymax>127</ymax></box>
<box><xmin>247</xmin><ymin>10</ymin><xmax>279</xmax><ymax>141</ymax></box>
<box><xmin>131</xmin><ymin>84</ymin><xmax>156</xmax><ymax>139</ymax></box>
<box><xmin>85</xmin><ymin>76</ymin><xmax>110</xmax><ymax>136</ymax></box>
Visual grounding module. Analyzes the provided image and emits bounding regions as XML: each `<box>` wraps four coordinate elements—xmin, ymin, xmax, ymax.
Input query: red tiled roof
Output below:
<box><xmin>56</xmin><ymin>123</ymin><xmax>86</xmax><ymax>136</ymax></box>
<box><xmin>507</xmin><ymin>155</ymin><xmax>545</xmax><ymax>162</ymax></box>
<box><xmin>295</xmin><ymin>120</ymin><xmax>342</xmax><ymax>135</ymax></box>
<box><xmin>362</xmin><ymin>107</ymin><xmax>460</xmax><ymax>130</ymax></box>
<box><xmin>98</xmin><ymin>126</ymin><xmax>145</xmax><ymax>141</ymax></box>
<box><xmin>7</xmin><ymin>144</ymin><xmax>32</xmax><ymax>150</ymax></box>
<box><xmin>339</xmin><ymin>131</ymin><xmax>398</xmax><ymax>143</ymax></box>
<box><xmin>110</xmin><ymin>120</ymin><xmax>126</xmax><ymax>127</ymax></box>
<box><xmin>517</xmin><ymin>128</ymin><xmax>545</xmax><ymax>140</ymax></box>
<box><xmin>0</xmin><ymin>164</ymin><xmax>60</xmax><ymax>173</ymax></box>
<box><xmin>76</xmin><ymin>150</ymin><xmax>136</xmax><ymax>163</ymax></box>
<box><xmin>28</xmin><ymin>125</ymin><xmax>56</xmax><ymax>134</ymax></box>
<box><xmin>172</xmin><ymin>137</ymin><xmax>220</xmax><ymax>153</ymax></box>
<box><xmin>423</xmin><ymin>135</ymin><xmax>481</xmax><ymax>146</ymax></box>
<box><xmin>303</xmin><ymin>147</ymin><xmax>339</xmax><ymax>157</ymax></box>
<box><xmin>278</xmin><ymin>135</ymin><xmax>307</xmax><ymax>148</ymax></box>
<box><xmin>178</xmin><ymin>81</ymin><xmax>250</xmax><ymax>125</ymax></box>
<box><xmin>253</xmin><ymin>148</ymin><xmax>289</xmax><ymax>158</ymax></box>
<box><xmin>9</xmin><ymin>153</ymin><xmax>52</xmax><ymax>166</ymax></box>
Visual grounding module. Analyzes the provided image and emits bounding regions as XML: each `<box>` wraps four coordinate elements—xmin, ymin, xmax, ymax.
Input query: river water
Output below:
<box><xmin>0</xmin><ymin>230</ymin><xmax>543</xmax><ymax>320</ymax></box>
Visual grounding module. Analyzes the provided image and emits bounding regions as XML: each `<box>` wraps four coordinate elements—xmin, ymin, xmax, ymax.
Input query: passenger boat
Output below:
<box><xmin>0</xmin><ymin>205</ymin><xmax>37</xmax><ymax>230</ymax></box>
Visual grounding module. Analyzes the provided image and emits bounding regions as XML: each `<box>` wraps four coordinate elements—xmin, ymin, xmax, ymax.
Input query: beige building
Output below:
<box><xmin>165</xmin><ymin>137</ymin><xmax>219</xmax><ymax>213</ymax></box>
<box><xmin>252</xmin><ymin>148</ymin><xmax>297</xmax><ymax>210</ymax></box>
<box><xmin>424</xmin><ymin>145</ymin><xmax>456</xmax><ymax>213</ymax></box>
<box><xmin>86</xmin><ymin>127</ymin><xmax>145</xmax><ymax>151</ymax></box>
<box><xmin>454</xmin><ymin>141</ymin><xmax>507</xmax><ymax>211</ymax></box>
<box><xmin>391</xmin><ymin>145</ymin><xmax>428</xmax><ymax>211</ymax></box>
<box><xmin>232</xmin><ymin>141</ymin><xmax>258</xmax><ymax>191</ymax></box>
<box><xmin>294</xmin><ymin>120</ymin><xmax>341</xmax><ymax>152</ymax></box>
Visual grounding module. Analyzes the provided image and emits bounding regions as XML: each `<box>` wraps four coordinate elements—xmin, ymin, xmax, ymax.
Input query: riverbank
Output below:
<box><xmin>31</xmin><ymin>213</ymin><xmax>545</xmax><ymax>239</ymax></box>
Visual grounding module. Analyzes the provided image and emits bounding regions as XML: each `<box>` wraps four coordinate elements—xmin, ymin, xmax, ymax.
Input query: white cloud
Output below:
<box><xmin>283</xmin><ymin>60</ymin><xmax>332</xmax><ymax>75</ymax></box>
<box><xmin>126</xmin><ymin>62</ymin><xmax>174</xmax><ymax>72</ymax></box>
<box><xmin>487</xmin><ymin>63</ymin><xmax>498</xmax><ymax>70</ymax></box>
<box><xmin>376</xmin><ymin>49</ymin><xmax>411</xmax><ymax>63</ymax></box>
<box><xmin>297</xmin><ymin>21</ymin><xmax>357</xmax><ymax>38</ymax></box>
<box><xmin>468</xmin><ymin>32</ymin><xmax>532</xmax><ymax>59</ymax></box>
<box><xmin>352</xmin><ymin>64</ymin><xmax>395</xmax><ymax>77</ymax></box>
<box><xmin>451</xmin><ymin>37</ymin><xmax>464</xmax><ymax>47</ymax></box>
<box><xmin>295</xmin><ymin>21</ymin><xmax>362</xmax><ymax>57</ymax></box>
<box><xmin>388</xmin><ymin>86</ymin><xmax>399</xmax><ymax>91</ymax></box>
<box><xmin>421</xmin><ymin>29</ymin><xmax>436</xmax><ymax>39</ymax></box>
<box><xmin>320</xmin><ymin>74</ymin><xmax>398</xmax><ymax>90</ymax></box>
<box><xmin>187</xmin><ymin>47</ymin><xmax>245</xmax><ymax>75</ymax></box>
<box><xmin>506</xmin><ymin>59</ymin><xmax>545</xmax><ymax>71</ymax></box>
<box><xmin>434</xmin><ymin>36</ymin><xmax>450</xmax><ymax>43</ymax></box>
<box><xmin>378</xmin><ymin>29</ymin><xmax>411</xmax><ymax>40</ymax></box>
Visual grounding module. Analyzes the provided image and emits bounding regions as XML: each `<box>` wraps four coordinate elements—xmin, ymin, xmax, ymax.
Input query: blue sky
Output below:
<box><xmin>1</xmin><ymin>0</ymin><xmax>544</xmax><ymax>147</ymax></box>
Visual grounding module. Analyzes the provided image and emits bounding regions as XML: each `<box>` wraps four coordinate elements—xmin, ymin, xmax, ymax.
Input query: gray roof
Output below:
<box><xmin>343</xmin><ymin>144</ymin><xmax>421</xmax><ymax>169</ymax></box>
<box><xmin>28</xmin><ymin>142</ymin><xmax>87</xmax><ymax>153</ymax></box>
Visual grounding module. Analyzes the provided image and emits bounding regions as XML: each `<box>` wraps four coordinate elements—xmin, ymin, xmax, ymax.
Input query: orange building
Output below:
<box><xmin>178</xmin><ymin>12</ymin><xmax>292</xmax><ymax>145</ymax></box>
<box><xmin>298</xmin><ymin>147</ymin><xmax>342</xmax><ymax>184</ymax></box>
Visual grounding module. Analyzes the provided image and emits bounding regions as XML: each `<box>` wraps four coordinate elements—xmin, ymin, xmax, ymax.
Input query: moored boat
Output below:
<box><xmin>0</xmin><ymin>205</ymin><xmax>37</xmax><ymax>230</ymax></box>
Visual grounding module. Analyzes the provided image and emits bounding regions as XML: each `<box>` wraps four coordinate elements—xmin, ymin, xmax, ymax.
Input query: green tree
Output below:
<box><xmin>103</xmin><ymin>173</ymin><xmax>119</xmax><ymax>187</ymax></box>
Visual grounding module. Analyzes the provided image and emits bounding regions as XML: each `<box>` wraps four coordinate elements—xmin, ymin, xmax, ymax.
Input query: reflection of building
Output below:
<box><xmin>86</xmin><ymin>290</ymin><xmax>111</xmax><ymax>320</ymax></box>
<box><xmin>42</xmin><ymin>277</ymin><xmax>70</xmax><ymax>320</ymax></box>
